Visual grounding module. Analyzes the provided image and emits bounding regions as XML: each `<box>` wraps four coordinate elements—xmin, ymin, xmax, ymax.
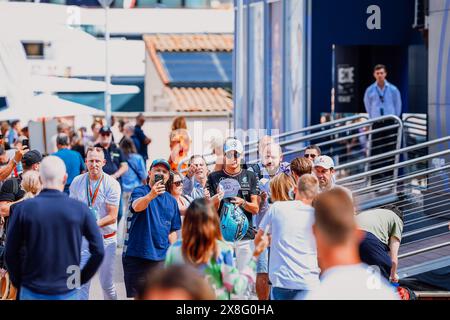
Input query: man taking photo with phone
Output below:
<box><xmin>122</xmin><ymin>159</ymin><xmax>181</xmax><ymax>299</ymax></box>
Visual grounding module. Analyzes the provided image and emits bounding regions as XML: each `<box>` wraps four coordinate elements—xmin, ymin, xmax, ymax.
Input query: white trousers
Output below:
<box><xmin>79</xmin><ymin>237</ymin><xmax>117</xmax><ymax>300</ymax></box>
<box><xmin>228</xmin><ymin>240</ymin><xmax>255</xmax><ymax>272</ymax></box>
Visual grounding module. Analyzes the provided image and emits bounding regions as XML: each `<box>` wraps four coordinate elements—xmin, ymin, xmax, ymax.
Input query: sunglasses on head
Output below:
<box><xmin>225</xmin><ymin>151</ymin><xmax>241</xmax><ymax>159</ymax></box>
<box><xmin>305</xmin><ymin>154</ymin><xmax>317</xmax><ymax>159</ymax></box>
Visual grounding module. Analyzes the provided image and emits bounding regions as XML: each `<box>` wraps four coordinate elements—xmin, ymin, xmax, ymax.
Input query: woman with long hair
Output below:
<box><xmin>165</xmin><ymin>198</ymin><xmax>269</xmax><ymax>300</ymax></box>
<box><xmin>270</xmin><ymin>172</ymin><xmax>297</xmax><ymax>202</ymax></box>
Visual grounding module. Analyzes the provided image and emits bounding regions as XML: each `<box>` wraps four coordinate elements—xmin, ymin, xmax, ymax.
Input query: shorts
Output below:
<box><xmin>256</xmin><ymin>247</ymin><xmax>269</xmax><ymax>274</ymax></box>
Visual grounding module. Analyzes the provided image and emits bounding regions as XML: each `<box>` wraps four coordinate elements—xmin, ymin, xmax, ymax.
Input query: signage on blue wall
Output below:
<box><xmin>366</xmin><ymin>5</ymin><xmax>382</xmax><ymax>30</ymax></box>
<box><xmin>337</xmin><ymin>64</ymin><xmax>356</xmax><ymax>104</ymax></box>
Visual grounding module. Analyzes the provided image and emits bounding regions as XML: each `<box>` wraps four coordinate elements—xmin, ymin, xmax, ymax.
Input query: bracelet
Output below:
<box><xmin>241</xmin><ymin>200</ymin><xmax>247</xmax><ymax>208</ymax></box>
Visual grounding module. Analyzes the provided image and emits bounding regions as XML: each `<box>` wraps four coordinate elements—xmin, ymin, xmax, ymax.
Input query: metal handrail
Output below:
<box><xmin>403</xmin><ymin>113</ymin><xmax>427</xmax><ymax>123</ymax></box>
<box><xmin>336</xmin><ymin>136</ymin><xmax>450</xmax><ymax>171</ymax></box>
<box><xmin>179</xmin><ymin>114</ymin><xmax>371</xmax><ymax>172</ymax></box>
<box><xmin>280</xmin><ymin>124</ymin><xmax>399</xmax><ymax>160</ymax></box>
<box><xmin>399</xmin><ymin>241</ymin><xmax>450</xmax><ymax>259</ymax></box>
<box><xmin>244</xmin><ymin>114</ymin><xmax>369</xmax><ymax>148</ymax></box>
<box><xmin>337</xmin><ymin>149</ymin><xmax>450</xmax><ymax>185</ymax></box>
<box><xmin>245</xmin><ymin>115</ymin><xmax>402</xmax><ymax>158</ymax></box>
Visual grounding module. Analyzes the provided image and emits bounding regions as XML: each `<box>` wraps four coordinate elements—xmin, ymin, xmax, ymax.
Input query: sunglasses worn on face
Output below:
<box><xmin>305</xmin><ymin>154</ymin><xmax>317</xmax><ymax>159</ymax></box>
<box><xmin>173</xmin><ymin>181</ymin><xmax>183</xmax><ymax>187</ymax></box>
<box><xmin>226</xmin><ymin>151</ymin><xmax>241</xmax><ymax>159</ymax></box>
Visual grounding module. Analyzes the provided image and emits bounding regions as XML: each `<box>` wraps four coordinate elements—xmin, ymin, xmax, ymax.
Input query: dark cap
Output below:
<box><xmin>150</xmin><ymin>159</ymin><xmax>171</xmax><ymax>171</ymax></box>
<box><xmin>0</xmin><ymin>179</ymin><xmax>25</xmax><ymax>202</ymax></box>
<box><xmin>22</xmin><ymin>150</ymin><xmax>43</xmax><ymax>167</ymax></box>
<box><xmin>99</xmin><ymin>126</ymin><xmax>112</xmax><ymax>135</ymax></box>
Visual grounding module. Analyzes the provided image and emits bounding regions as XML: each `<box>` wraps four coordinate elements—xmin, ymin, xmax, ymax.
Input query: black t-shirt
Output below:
<box><xmin>95</xmin><ymin>143</ymin><xmax>125</xmax><ymax>177</ymax></box>
<box><xmin>206</xmin><ymin>169</ymin><xmax>260</xmax><ymax>240</ymax></box>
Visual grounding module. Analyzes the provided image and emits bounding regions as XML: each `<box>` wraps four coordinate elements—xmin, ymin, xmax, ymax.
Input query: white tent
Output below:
<box><xmin>0</xmin><ymin>75</ymin><xmax>140</xmax><ymax>97</ymax></box>
<box><xmin>30</xmin><ymin>75</ymin><xmax>140</xmax><ymax>95</ymax></box>
<box><xmin>0</xmin><ymin>93</ymin><xmax>104</xmax><ymax>122</ymax></box>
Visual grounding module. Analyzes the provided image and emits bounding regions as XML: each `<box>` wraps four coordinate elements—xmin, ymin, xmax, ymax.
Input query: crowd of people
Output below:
<box><xmin>0</xmin><ymin>113</ymin><xmax>408</xmax><ymax>301</ymax></box>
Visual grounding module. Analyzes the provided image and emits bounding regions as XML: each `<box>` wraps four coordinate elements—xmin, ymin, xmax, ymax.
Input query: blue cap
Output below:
<box><xmin>150</xmin><ymin>159</ymin><xmax>171</xmax><ymax>171</ymax></box>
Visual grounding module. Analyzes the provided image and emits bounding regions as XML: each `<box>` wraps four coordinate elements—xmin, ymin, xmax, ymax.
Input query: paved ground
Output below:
<box><xmin>90</xmin><ymin>247</ymin><xmax>129</xmax><ymax>300</ymax></box>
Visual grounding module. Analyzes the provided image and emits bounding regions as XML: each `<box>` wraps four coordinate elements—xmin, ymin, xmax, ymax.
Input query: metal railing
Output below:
<box><xmin>245</xmin><ymin>115</ymin><xmax>404</xmax><ymax>189</ymax></box>
<box><xmin>244</xmin><ymin>114</ymin><xmax>369</xmax><ymax>150</ymax></box>
<box><xmin>178</xmin><ymin>114</ymin><xmax>403</xmax><ymax>176</ymax></box>
<box><xmin>178</xmin><ymin>113</ymin><xmax>369</xmax><ymax>173</ymax></box>
<box><xmin>349</xmin><ymin>143</ymin><xmax>450</xmax><ymax>279</ymax></box>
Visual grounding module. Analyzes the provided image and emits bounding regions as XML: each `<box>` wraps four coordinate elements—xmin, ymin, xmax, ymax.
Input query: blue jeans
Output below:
<box><xmin>271</xmin><ymin>287</ymin><xmax>308</xmax><ymax>300</ymax></box>
<box><xmin>20</xmin><ymin>286</ymin><xmax>79</xmax><ymax>300</ymax></box>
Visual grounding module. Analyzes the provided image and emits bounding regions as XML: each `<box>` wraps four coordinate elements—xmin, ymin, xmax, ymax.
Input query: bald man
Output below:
<box><xmin>5</xmin><ymin>156</ymin><xmax>104</xmax><ymax>300</ymax></box>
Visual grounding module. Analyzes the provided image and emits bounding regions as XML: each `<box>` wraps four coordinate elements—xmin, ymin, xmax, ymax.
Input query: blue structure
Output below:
<box><xmin>428</xmin><ymin>0</ymin><xmax>450</xmax><ymax>144</ymax></box>
<box><xmin>233</xmin><ymin>0</ymin><xmax>429</xmax><ymax>132</ymax></box>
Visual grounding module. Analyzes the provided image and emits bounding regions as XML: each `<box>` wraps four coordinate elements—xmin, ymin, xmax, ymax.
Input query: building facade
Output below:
<box><xmin>234</xmin><ymin>0</ymin><xmax>435</xmax><ymax>134</ymax></box>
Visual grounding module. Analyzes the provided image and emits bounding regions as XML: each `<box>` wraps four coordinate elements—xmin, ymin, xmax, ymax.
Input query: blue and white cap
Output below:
<box><xmin>223</xmin><ymin>138</ymin><xmax>244</xmax><ymax>154</ymax></box>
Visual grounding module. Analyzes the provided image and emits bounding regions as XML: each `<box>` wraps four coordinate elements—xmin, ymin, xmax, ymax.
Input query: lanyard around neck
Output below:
<box><xmin>376</xmin><ymin>84</ymin><xmax>388</xmax><ymax>97</ymax></box>
<box><xmin>86</xmin><ymin>174</ymin><xmax>104</xmax><ymax>207</ymax></box>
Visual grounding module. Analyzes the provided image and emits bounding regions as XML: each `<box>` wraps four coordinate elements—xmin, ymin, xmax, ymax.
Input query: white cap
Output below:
<box><xmin>313</xmin><ymin>155</ymin><xmax>335</xmax><ymax>170</ymax></box>
<box><xmin>223</xmin><ymin>138</ymin><xmax>244</xmax><ymax>154</ymax></box>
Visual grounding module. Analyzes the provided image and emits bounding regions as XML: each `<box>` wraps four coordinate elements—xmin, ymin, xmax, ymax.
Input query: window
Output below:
<box><xmin>22</xmin><ymin>42</ymin><xmax>46</xmax><ymax>59</ymax></box>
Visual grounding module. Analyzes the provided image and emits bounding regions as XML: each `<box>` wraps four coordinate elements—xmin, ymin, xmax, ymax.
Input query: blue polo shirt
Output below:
<box><xmin>53</xmin><ymin>148</ymin><xmax>86</xmax><ymax>186</ymax></box>
<box><xmin>124</xmin><ymin>185</ymin><xmax>181</xmax><ymax>261</ymax></box>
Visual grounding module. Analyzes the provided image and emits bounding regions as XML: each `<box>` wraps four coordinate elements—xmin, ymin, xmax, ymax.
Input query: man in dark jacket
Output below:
<box><xmin>5</xmin><ymin>156</ymin><xmax>104</xmax><ymax>300</ymax></box>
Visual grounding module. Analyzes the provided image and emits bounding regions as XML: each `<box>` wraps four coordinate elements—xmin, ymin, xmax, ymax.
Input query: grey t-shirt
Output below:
<box><xmin>356</xmin><ymin>208</ymin><xmax>404</xmax><ymax>245</ymax></box>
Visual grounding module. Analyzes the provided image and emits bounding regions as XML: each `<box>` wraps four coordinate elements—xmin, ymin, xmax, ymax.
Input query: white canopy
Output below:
<box><xmin>0</xmin><ymin>76</ymin><xmax>140</xmax><ymax>96</ymax></box>
<box><xmin>30</xmin><ymin>75</ymin><xmax>140</xmax><ymax>95</ymax></box>
<box><xmin>0</xmin><ymin>94</ymin><xmax>104</xmax><ymax>122</ymax></box>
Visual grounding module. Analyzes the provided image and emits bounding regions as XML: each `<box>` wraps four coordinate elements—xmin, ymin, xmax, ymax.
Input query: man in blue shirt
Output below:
<box><xmin>363</xmin><ymin>64</ymin><xmax>402</xmax><ymax>185</ymax></box>
<box><xmin>122</xmin><ymin>158</ymin><xmax>181</xmax><ymax>298</ymax></box>
<box><xmin>364</xmin><ymin>64</ymin><xmax>402</xmax><ymax>118</ymax></box>
<box><xmin>134</xmin><ymin>114</ymin><xmax>151</xmax><ymax>162</ymax></box>
<box><xmin>53</xmin><ymin>133</ymin><xmax>86</xmax><ymax>194</ymax></box>
<box><xmin>5</xmin><ymin>156</ymin><xmax>104</xmax><ymax>300</ymax></box>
